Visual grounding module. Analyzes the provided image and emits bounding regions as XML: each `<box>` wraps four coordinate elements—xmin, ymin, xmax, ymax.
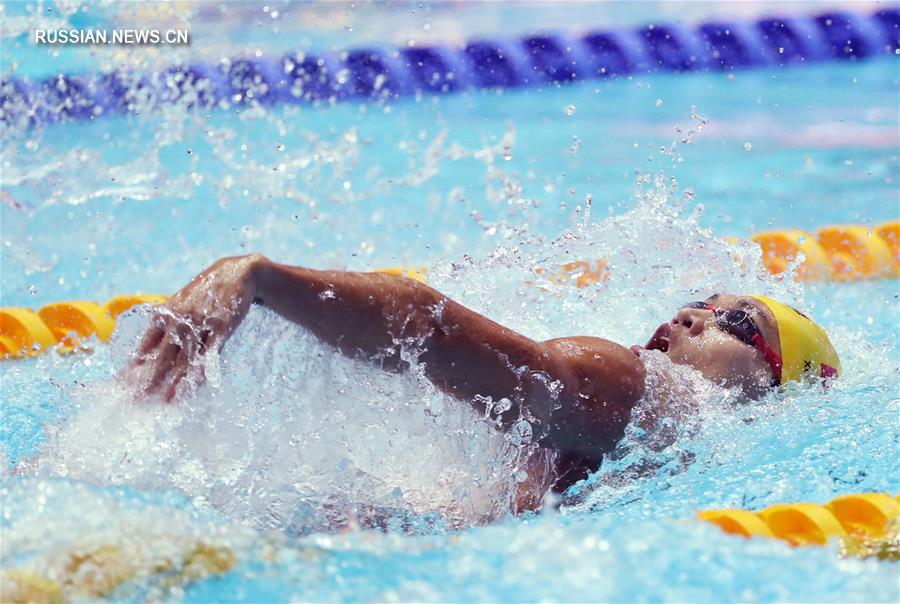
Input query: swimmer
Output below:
<box><xmin>127</xmin><ymin>254</ymin><xmax>840</xmax><ymax>512</ymax></box>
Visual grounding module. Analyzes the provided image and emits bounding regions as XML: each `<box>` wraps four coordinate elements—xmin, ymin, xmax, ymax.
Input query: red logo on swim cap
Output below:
<box><xmin>820</xmin><ymin>363</ymin><xmax>838</xmax><ymax>389</ymax></box>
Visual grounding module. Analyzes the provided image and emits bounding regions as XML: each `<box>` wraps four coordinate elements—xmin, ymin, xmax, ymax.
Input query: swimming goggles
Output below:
<box><xmin>682</xmin><ymin>301</ymin><xmax>783</xmax><ymax>386</ymax></box>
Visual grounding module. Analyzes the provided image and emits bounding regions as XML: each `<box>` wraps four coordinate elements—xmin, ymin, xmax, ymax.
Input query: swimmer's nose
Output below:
<box><xmin>673</xmin><ymin>307</ymin><xmax>711</xmax><ymax>337</ymax></box>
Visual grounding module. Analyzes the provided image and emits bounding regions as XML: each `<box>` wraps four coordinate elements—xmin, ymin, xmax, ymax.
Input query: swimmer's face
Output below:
<box><xmin>644</xmin><ymin>294</ymin><xmax>780</xmax><ymax>398</ymax></box>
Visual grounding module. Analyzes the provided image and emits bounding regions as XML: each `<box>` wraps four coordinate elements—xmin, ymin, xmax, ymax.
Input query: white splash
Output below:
<box><xmin>27</xmin><ymin>306</ymin><xmax>532</xmax><ymax>533</ymax></box>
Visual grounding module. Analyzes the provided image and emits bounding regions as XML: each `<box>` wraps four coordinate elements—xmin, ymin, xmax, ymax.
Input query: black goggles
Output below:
<box><xmin>682</xmin><ymin>300</ymin><xmax>783</xmax><ymax>386</ymax></box>
<box><xmin>682</xmin><ymin>301</ymin><xmax>763</xmax><ymax>348</ymax></box>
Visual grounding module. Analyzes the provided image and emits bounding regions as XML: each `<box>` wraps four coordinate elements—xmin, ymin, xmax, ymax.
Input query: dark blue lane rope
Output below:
<box><xmin>2</xmin><ymin>8</ymin><xmax>897</xmax><ymax>127</ymax></box>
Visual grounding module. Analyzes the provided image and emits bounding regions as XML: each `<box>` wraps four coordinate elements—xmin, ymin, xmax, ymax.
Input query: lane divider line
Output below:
<box><xmin>697</xmin><ymin>492</ymin><xmax>898</xmax><ymax>555</ymax></box>
<box><xmin>2</xmin><ymin>9</ymin><xmax>897</xmax><ymax>127</ymax></box>
<box><xmin>1</xmin><ymin>221</ymin><xmax>896</xmax><ymax>359</ymax></box>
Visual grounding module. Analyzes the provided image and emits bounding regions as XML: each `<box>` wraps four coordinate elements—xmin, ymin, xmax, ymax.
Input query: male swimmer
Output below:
<box><xmin>127</xmin><ymin>254</ymin><xmax>840</xmax><ymax>512</ymax></box>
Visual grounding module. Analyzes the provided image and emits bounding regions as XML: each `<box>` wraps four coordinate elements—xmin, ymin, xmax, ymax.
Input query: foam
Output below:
<box><xmin>27</xmin><ymin>306</ymin><xmax>532</xmax><ymax>533</ymax></box>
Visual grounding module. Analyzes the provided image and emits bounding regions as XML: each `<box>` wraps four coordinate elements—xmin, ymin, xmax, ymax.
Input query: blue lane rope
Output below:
<box><xmin>2</xmin><ymin>8</ymin><xmax>897</xmax><ymax>127</ymax></box>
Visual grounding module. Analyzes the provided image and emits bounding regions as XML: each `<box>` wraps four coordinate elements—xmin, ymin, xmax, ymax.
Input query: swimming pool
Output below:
<box><xmin>2</xmin><ymin>2</ymin><xmax>898</xmax><ymax>602</ymax></box>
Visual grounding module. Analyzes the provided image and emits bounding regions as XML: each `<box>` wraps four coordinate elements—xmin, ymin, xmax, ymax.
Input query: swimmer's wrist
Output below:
<box><xmin>244</xmin><ymin>253</ymin><xmax>270</xmax><ymax>301</ymax></box>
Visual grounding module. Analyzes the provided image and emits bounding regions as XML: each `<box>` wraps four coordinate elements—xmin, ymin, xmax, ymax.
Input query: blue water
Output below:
<box><xmin>2</xmin><ymin>2</ymin><xmax>899</xmax><ymax>602</ymax></box>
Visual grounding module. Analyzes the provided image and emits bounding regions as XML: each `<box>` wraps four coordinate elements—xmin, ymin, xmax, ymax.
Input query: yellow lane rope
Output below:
<box><xmin>698</xmin><ymin>492</ymin><xmax>898</xmax><ymax>559</ymax></box>
<box><xmin>1</xmin><ymin>221</ymin><xmax>896</xmax><ymax>359</ymax></box>
<box><xmin>0</xmin><ymin>491</ymin><xmax>895</xmax><ymax>604</ymax></box>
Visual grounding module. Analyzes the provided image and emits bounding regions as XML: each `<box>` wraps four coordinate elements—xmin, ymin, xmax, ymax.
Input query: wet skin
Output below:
<box><xmin>642</xmin><ymin>293</ymin><xmax>780</xmax><ymax>399</ymax></box>
<box><xmin>126</xmin><ymin>255</ymin><xmax>778</xmax><ymax>512</ymax></box>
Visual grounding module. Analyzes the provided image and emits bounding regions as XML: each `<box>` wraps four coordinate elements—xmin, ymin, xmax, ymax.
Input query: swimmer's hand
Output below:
<box><xmin>125</xmin><ymin>255</ymin><xmax>263</xmax><ymax>401</ymax></box>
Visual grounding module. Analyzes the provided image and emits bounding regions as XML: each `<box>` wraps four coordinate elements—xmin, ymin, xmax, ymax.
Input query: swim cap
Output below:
<box><xmin>750</xmin><ymin>296</ymin><xmax>841</xmax><ymax>385</ymax></box>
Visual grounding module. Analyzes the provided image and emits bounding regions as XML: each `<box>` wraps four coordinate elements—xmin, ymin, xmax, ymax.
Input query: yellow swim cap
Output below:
<box><xmin>750</xmin><ymin>296</ymin><xmax>841</xmax><ymax>385</ymax></box>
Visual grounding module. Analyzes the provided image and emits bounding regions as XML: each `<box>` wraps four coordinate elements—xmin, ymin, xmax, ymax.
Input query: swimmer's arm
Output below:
<box><xmin>133</xmin><ymin>254</ymin><xmax>545</xmax><ymax>404</ymax></box>
<box><xmin>252</xmin><ymin>257</ymin><xmax>644</xmax><ymax>456</ymax></box>
<box><xmin>251</xmin><ymin>256</ymin><xmax>548</xmax><ymax>407</ymax></box>
<box><xmin>134</xmin><ymin>254</ymin><xmax>644</xmax><ymax>458</ymax></box>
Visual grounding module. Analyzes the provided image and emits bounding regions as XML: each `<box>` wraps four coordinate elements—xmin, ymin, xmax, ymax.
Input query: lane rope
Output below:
<box><xmin>1</xmin><ymin>221</ymin><xmax>896</xmax><ymax>359</ymax></box>
<box><xmin>697</xmin><ymin>492</ymin><xmax>898</xmax><ymax>558</ymax></box>
<box><xmin>2</xmin><ymin>9</ymin><xmax>897</xmax><ymax>127</ymax></box>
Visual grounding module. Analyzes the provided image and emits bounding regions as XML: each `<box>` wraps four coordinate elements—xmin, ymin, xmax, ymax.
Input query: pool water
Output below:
<box><xmin>2</xmin><ymin>2</ymin><xmax>899</xmax><ymax>602</ymax></box>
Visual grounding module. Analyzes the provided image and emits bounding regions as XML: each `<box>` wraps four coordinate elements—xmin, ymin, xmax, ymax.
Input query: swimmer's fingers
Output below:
<box><xmin>136</xmin><ymin>326</ymin><xmax>165</xmax><ymax>358</ymax></box>
<box><xmin>197</xmin><ymin>328</ymin><xmax>213</xmax><ymax>356</ymax></box>
<box><xmin>144</xmin><ymin>327</ymin><xmax>183</xmax><ymax>398</ymax></box>
<box><xmin>132</xmin><ymin>314</ymin><xmax>168</xmax><ymax>366</ymax></box>
<box><xmin>131</xmin><ymin>313</ymin><xmax>215</xmax><ymax>400</ymax></box>
<box><xmin>119</xmin><ymin>314</ymin><xmax>170</xmax><ymax>392</ymax></box>
<box><xmin>162</xmin><ymin>324</ymin><xmax>210</xmax><ymax>401</ymax></box>
<box><xmin>192</xmin><ymin>330</ymin><xmax>216</xmax><ymax>387</ymax></box>
<box><xmin>164</xmin><ymin>347</ymin><xmax>190</xmax><ymax>402</ymax></box>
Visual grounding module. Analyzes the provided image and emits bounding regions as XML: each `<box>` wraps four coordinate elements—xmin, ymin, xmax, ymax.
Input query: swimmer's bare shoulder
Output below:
<box><xmin>538</xmin><ymin>336</ymin><xmax>645</xmax><ymax>469</ymax></box>
<box><xmin>129</xmin><ymin>255</ymin><xmax>645</xmax><ymax>502</ymax></box>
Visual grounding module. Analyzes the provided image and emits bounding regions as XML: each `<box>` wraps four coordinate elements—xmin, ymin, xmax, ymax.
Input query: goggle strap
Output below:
<box><xmin>751</xmin><ymin>332</ymin><xmax>783</xmax><ymax>385</ymax></box>
<box><xmin>685</xmin><ymin>301</ymin><xmax>784</xmax><ymax>386</ymax></box>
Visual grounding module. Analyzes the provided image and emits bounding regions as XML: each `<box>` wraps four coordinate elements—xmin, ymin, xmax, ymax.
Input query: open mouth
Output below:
<box><xmin>645</xmin><ymin>322</ymin><xmax>671</xmax><ymax>353</ymax></box>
